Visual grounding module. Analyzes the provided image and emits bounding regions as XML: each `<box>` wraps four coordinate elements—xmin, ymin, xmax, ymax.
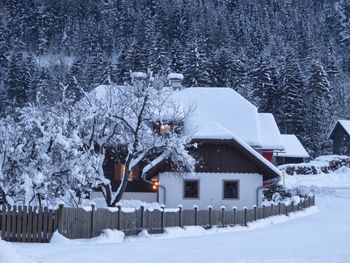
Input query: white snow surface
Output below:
<box><xmin>284</xmin><ymin>164</ymin><xmax>350</xmax><ymax>190</ymax></box>
<box><xmin>9</xmin><ymin>190</ymin><xmax>350</xmax><ymax>263</ymax></box>
<box><xmin>170</xmin><ymin>87</ymin><xmax>262</xmax><ymax>147</ymax></box>
<box><xmin>258</xmin><ymin>113</ymin><xmax>284</xmax><ymax>150</ymax></box>
<box><xmin>0</xmin><ymin>240</ymin><xmax>27</xmax><ymax>263</ymax></box>
<box><xmin>277</xmin><ymin>134</ymin><xmax>310</xmax><ymax>158</ymax></box>
<box><xmin>7</xmin><ymin>166</ymin><xmax>350</xmax><ymax>262</ymax></box>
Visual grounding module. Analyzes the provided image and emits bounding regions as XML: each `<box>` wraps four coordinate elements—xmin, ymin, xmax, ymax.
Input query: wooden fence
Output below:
<box><xmin>0</xmin><ymin>195</ymin><xmax>315</xmax><ymax>242</ymax></box>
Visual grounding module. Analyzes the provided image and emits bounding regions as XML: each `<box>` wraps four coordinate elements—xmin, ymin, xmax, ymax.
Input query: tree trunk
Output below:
<box><xmin>0</xmin><ymin>187</ymin><xmax>7</xmax><ymax>205</ymax></box>
<box><xmin>111</xmin><ymin>168</ymin><xmax>130</xmax><ymax>206</ymax></box>
<box><xmin>99</xmin><ymin>183</ymin><xmax>112</xmax><ymax>207</ymax></box>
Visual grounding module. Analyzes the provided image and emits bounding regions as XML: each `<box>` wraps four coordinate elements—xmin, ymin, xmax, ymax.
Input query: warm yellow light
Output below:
<box><xmin>152</xmin><ymin>185</ymin><xmax>157</xmax><ymax>190</ymax></box>
<box><xmin>155</xmin><ymin>182</ymin><xmax>159</xmax><ymax>186</ymax></box>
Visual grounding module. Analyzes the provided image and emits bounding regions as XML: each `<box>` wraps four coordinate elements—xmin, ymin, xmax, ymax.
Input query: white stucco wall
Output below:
<box><xmin>158</xmin><ymin>172</ymin><xmax>263</xmax><ymax>210</ymax></box>
<box><xmin>91</xmin><ymin>191</ymin><xmax>157</xmax><ymax>203</ymax></box>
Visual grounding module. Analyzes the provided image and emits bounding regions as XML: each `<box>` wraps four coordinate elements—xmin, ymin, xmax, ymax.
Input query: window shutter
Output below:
<box><xmin>114</xmin><ymin>164</ymin><xmax>121</xmax><ymax>181</ymax></box>
<box><xmin>132</xmin><ymin>165</ymin><xmax>140</xmax><ymax>181</ymax></box>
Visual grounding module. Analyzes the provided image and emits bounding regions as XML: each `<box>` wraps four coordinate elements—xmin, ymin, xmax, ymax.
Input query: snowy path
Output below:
<box><xmin>9</xmin><ymin>190</ymin><xmax>350</xmax><ymax>263</ymax></box>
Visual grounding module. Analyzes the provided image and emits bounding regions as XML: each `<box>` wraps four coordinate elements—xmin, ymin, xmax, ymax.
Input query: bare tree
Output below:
<box><xmin>79</xmin><ymin>73</ymin><xmax>195</xmax><ymax>206</ymax></box>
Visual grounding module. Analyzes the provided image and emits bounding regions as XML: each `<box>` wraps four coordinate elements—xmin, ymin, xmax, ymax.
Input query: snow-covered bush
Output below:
<box><xmin>0</xmin><ymin>104</ymin><xmax>105</xmax><ymax>207</ymax></box>
<box><xmin>263</xmin><ymin>183</ymin><xmax>291</xmax><ymax>202</ymax></box>
<box><xmin>279</xmin><ymin>155</ymin><xmax>350</xmax><ymax>175</ymax></box>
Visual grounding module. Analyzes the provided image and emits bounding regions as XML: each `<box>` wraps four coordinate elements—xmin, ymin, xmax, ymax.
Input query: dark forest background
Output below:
<box><xmin>1</xmin><ymin>0</ymin><xmax>350</xmax><ymax>157</ymax></box>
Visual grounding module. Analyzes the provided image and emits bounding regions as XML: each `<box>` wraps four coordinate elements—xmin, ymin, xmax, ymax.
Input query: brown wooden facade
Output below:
<box><xmin>102</xmin><ymin>137</ymin><xmax>280</xmax><ymax>193</ymax></box>
<box><xmin>145</xmin><ymin>139</ymin><xmax>280</xmax><ymax>182</ymax></box>
<box><xmin>329</xmin><ymin>123</ymin><xmax>350</xmax><ymax>156</ymax></box>
<box><xmin>103</xmin><ymin>150</ymin><xmax>155</xmax><ymax>192</ymax></box>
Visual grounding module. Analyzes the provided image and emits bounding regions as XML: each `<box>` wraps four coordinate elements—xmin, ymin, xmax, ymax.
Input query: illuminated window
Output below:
<box><xmin>115</xmin><ymin>164</ymin><xmax>139</xmax><ymax>182</ymax></box>
<box><xmin>160</xmin><ymin>124</ymin><xmax>172</xmax><ymax>134</ymax></box>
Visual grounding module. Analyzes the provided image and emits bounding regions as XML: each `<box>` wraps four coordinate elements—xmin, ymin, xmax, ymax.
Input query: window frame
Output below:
<box><xmin>183</xmin><ymin>179</ymin><xmax>200</xmax><ymax>199</ymax></box>
<box><xmin>222</xmin><ymin>180</ymin><xmax>239</xmax><ymax>200</ymax></box>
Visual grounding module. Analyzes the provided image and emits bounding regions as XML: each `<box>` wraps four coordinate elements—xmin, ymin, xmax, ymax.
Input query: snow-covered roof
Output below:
<box><xmin>168</xmin><ymin>73</ymin><xmax>184</xmax><ymax>80</ymax></box>
<box><xmin>170</xmin><ymin>87</ymin><xmax>262</xmax><ymax>147</ymax></box>
<box><xmin>328</xmin><ymin>120</ymin><xmax>350</xmax><ymax>139</ymax></box>
<box><xmin>131</xmin><ymin>72</ymin><xmax>147</xmax><ymax>78</ymax></box>
<box><xmin>277</xmin><ymin>135</ymin><xmax>309</xmax><ymax>158</ymax></box>
<box><xmin>258</xmin><ymin>113</ymin><xmax>284</xmax><ymax>151</ymax></box>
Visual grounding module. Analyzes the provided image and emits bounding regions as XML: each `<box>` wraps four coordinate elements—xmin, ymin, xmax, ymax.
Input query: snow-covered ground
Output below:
<box><xmin>2</xmin><ymin>164</ymin><xmax>350</xmax><ymax>262</ymax></box>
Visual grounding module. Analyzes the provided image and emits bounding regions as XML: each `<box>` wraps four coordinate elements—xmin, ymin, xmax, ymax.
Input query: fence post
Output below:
<box><xmin>208</xmin><ymin>206</ymin><xmax>212</xmax><ymax>227</ymax></box>
<box><xmin>160</xmin><ymin>205</ymin><xmax>165</xmax><ymax>233</ymax></box>
<box><xmin>117</xmin><ymin>205</ymin><xmax>121</xmax><ymax>230</ymax></box>
<box><xmin>262</xmin><ymin>205</ymin><xmax>265</xmax><ymax>218</ymax></box>
<box><xmin>1</xmin><ymin>204</ymin><xmax>6</xmax><ymax>240</ymax></box>
<box><xmin>278</xmin><ymin>202</ymin><xmax>281</xmax><ymax>215</ymax></box>
<box><xmin>178</xmin><ymin>205</ymin><xmax>183</xmax><ymax>228</ymax></box>
<box><xmin>194</xmin><ymin>206</ymin><xmax>198</xmax><ymax>226</ymax></box>
<box><xmin>270</xmin><ymin>204</ymin><xmax>274</xmax><ymax>216</ymax></box>
<box><xmin>253</xmin><ymin>205</ymin><xmax>257</xmax><ymax>221</ymax></box>
<box><xmin>285</xmin><ymin>203</ymin><xmax>289</xmax><ymax>216</ymax></box>
<box><xmin>221</xmin><ymin>206</ymin><xmax>225</xmax><ymax>226</ymax></box>
<box><xmin>291</xmin><ymin>201</ymin><xmax>294</xmax><ymax>213</ymax></box>
<box><xmin>312</xmin><ymin>195</ymin><xmax>315</xmax><ymax>206</ymax></box>
<box><xmin>233</xmin><ymin>207</ymin><xmax>237</xmax><ymax>226</ymax></box>
<box><xmin>90</xmin><ymin>204</ymin><xmax>95</xmax><ymax>238</ymax></box>
<box><xmin>58</xmin><ymin>204</ymin><xmax>64</xmax><ymax>235</ymax></box>
<box><xmin>140</xmin><ymin>206</ymin><xmax>145</xmax><ymax>230</ymax></box>
<box><xmin>244</xmin><ymin>207</ymin><xmax>247</xmax><ymax>227</ymax></box>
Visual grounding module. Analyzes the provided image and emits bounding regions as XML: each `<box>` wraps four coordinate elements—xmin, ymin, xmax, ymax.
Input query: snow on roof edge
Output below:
<box><xmin>277</xmin><ymin>134</ymin><xmax>309</xmax><ymax>158</ymax></box>
<box><xmin>327</xmin><ymin>119</ymin><xmax>350</xmax><ymax>139</ymax></box>
<box><xmin>258</xmin><ymin>113</ymin><xmax>284</xmax><ymax>151</ymax></box>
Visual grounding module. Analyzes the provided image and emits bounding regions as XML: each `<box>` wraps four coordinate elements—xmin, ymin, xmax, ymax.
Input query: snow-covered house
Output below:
<box><xmin>142</xmin><ymin>83</ymin><xmax>282</xmax><ymax>209</ymax></box>
<box><xmin>93</xmin><ymin>73</ymin><xmax>284</xmax><ymax>208</ymax></box>
<box><xmin>275</xmin><ymin>134</ymin><xmax>309</xmax><ymax>165</ymax></box>
<box><xmin>328</xmin><ymin>120</ymin><xmax>350</xmax><ymax>156</ymax></box>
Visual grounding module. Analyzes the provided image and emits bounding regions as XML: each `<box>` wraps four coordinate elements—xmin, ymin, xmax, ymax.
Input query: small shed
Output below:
<box><xmin>328</xmin><ymin>120</ymin><xmax>350</xmax><ymax>156</ymax></box>
<box><xmin>275</xmin><ymin>134</ymin><xmax>309</xmax><ymax>165</ymax></box>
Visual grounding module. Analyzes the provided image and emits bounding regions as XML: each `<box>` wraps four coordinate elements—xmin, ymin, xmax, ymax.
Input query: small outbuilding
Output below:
<box><xmin>328</xmin><ymin>120</ymin><xmax>350</xmax><ymax>156</ymax></box>
<box><xmin>275</xmin><ymin>134</ymin><xmax>309</xmax><ymax>165</ymax></box>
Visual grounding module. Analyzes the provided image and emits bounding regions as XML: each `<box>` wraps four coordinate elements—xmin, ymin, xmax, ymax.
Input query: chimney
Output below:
<box><xmin>168</xmin><ymin>73</ymin><xmax>184</xmax><ymax>90</ymax></box>
<box><xmin>131</xmin><ymin>71</ymin><xmax>148</xmax><ymax>83</ymax></box>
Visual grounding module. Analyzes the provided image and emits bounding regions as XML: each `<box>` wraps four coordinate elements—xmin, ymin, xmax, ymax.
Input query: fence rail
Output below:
<box><xmin>0</xmin><ymin>196</ymin><xmax>315</xmax><ymax>242</ymax></box>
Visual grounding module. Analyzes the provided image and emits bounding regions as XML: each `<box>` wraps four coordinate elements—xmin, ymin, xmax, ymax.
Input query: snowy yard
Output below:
<box><xmin>2</xmin><ymin>168</ymin><xmax>350</xmax><ymax>263</ymax></box>
<box><xmin>0</xmin><ymin>189</ymin><xmax>348</xmax><ymax>262</ymax></box>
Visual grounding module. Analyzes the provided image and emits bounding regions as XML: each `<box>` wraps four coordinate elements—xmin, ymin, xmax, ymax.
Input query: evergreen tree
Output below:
<box><xmin>305</xmin><ymin>61</ymin><xmax>332</xmax><ymax>157</ymax></box>
<box><xmin>250</xmin><ymin>57</ymin><xmax>279</xmax><ymax>113</ymax></box>
<box><xmin>5</xmin><ymin>52</ymin><xmax>32</xmax><ymax>109</ymax></box>
<box><xmin>211</xmin><ymin>47</ymin><xmax>233</xmax><ymax>87</ymax></box>
<box><xmin>278</xmin><ymin>53</ymin><xmax>306</xmax><ymax>138</ymax></box>
<box><xmin>183</xmin><ymin>36</ymin><xmax>211</xmax><ymax>87</ymax></box>
<box><xmin>170</xmin><ymin>38</ymin><xmax>184</xmax><ymax>73</ymax></box>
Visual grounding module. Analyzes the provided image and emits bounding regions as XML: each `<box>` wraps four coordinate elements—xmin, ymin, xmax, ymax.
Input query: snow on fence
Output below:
<box><xmin>0</xmin><ymin>196</ymin><xmax>315</xmax><ymax>243</ymax></box>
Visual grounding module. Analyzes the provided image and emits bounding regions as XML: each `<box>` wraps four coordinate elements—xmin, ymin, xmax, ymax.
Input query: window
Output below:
<box><xmin>184</xmin><ymin>180</ymin><xmax>199</xmax><ymax>198</ymax></box>
<box><xmin>223</xmin><ymin>180</ymin><xmax>239</xmax><ymax>199</ymax></box>
<box><xmin>154</xmin><ymin>120</ymin><xmax>183</xmax><ymax>135</ymax></box>
<box><xmin>114</xmin><ymin>164</ymin><xmax>139</xmax><ymax>182</ymax></box>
